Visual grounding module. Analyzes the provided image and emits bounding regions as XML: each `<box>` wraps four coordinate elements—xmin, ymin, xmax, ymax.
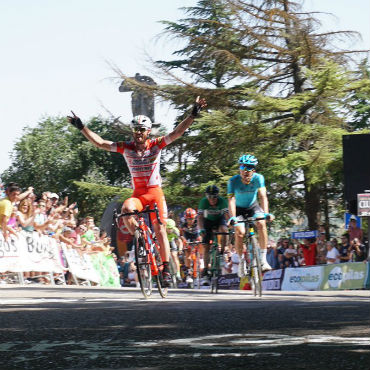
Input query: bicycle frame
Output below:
<box><xmin>184</xmin><ymin>241</ymin><xmax>202</xmax><ymax>288</ymax></box>
<box><xmin>208</xmin><ymin>231</ymin><xmax>232</xmax><ymax>294</ymax></box>
<box><xmin>136</xmin><ymin>216</ymin><xmax>159</xmax><ymax>276</ymax></box>
<box><xmin>232</xmin><ymin>215</ymin><xmax>269</xmax><ymax>297</ymax></box>
<box><xmin>113</xmin><ymin>204</ymin><xmax>167</xmax><ymax>298</ymax></box>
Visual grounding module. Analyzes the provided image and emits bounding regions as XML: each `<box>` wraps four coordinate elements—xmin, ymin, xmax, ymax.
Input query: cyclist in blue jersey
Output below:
<box><xmin>227</xmin><ymin>154</ymin><xmax>275</xmax><ymax>276</ymax></box>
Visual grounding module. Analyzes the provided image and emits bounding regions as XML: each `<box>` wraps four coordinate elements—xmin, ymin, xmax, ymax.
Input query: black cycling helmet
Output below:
<box><xmin>205</xmin><ymin>185</ymin><xmax>219</xmax><ymax>196</ymax></box>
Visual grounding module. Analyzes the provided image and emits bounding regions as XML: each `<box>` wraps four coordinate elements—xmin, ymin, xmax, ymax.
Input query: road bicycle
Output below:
<box><xmin>114</xmin><ymin>204</ymin><xmax>168</xmax><ymax>299</ymax></box>
<box><xmin>183</xmin><ymin>240</ymin><xmax>202</xmax><ymax>289</ymax></box>
<box><xmin>230</xmin><ymin>214</ymin><xmax>271</xmax><ymax>297</ymax></box>
<box><xmin>208</xmin><ymin>231</ymin><xmax>232</xmax><ymax>294</ymax></box>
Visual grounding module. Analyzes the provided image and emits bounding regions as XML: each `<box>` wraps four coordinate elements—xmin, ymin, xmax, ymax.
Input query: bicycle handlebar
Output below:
<box><xmin>213</xmin><ymin>231</ymin><xmax>233</xmax><ymax>236</ymax></box>
<box><xmin>113</xmin><ymin>203</ymin><xmax>162</xmax><ymax>225</ymax></box>
<box><xmin>229</xmin><ymin>213</ymin><xmax>273</xmax><ymax>227</ymax></box>
<box><xmin>185</xmin><ymin>241</ymin><xmax>202</xmax><ymax>246</ymax></box>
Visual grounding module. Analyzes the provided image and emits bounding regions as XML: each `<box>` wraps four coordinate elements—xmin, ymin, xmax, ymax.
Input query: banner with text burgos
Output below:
<box><xmin>0</xmin><ymin>232</ymin><xmax>64</xmax><ymax>273</ymax></box>
<box><xmin>320</xmin><ymin>262</ymin><xmax>369</xmax><ymax>290</ymax></box>
<box><xmin>281</xmin><ymin>266</ymin><xmax>323</xmax><ymax>291</ymax></box>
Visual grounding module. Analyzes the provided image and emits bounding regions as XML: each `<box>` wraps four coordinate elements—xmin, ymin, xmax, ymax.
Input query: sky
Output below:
<box><xmin>0</xmin><ymin>0</ymin><xmax>369</xmax><ymax>177</ymax></box>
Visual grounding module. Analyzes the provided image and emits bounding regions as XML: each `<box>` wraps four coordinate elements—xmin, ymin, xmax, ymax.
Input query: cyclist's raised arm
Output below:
<box><xmin>67</xmin><ymin>111</ymin><xmax>113</xmax><ymax>151</ymax></box>
<box><xmin>168</xmin><ymin>97</ymin><xmax>207</xmax><ymax>143</ymax></box>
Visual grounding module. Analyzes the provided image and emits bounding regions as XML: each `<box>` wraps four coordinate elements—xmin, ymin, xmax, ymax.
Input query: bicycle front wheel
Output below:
<box><xmin>251</xmin><ymin>235</ymin><xmax>263</xmax><ymax>297</ymax></box>
<box><xmin>152</xmin><ymin>243</ymin><xmax>168</xmax><ymax>298</ymax></box>
<box><xmin>134</xmin><ymin>230</ymin><xmax>152</xmax><ymax>298</ymax></box>
<box><xmin>168</xmin><ymin>255</ymin><xmax>178</xmax><ymax>288</ymax></box>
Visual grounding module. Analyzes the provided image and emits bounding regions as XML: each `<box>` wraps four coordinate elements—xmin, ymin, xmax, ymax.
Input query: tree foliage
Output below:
<box><xmin>147</xmin><ymin>0</ymin><xmax>369</xmax><ymax>231</ymax></box>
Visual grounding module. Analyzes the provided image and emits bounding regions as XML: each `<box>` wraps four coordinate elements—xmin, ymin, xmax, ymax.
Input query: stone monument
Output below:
<box><xmin>119</xmin><ymin>73</ymin><xmax>157</xmax><ymax>122</ymax></box>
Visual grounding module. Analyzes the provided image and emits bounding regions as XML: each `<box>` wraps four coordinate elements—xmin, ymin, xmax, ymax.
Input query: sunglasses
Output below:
<box><xmin>132</xmin><ymin>127</ymin><xmax>147</xmax><ymax>133</ymax></box>
<box><xmin>206</xmin><ymin>194</ymin><xmax>218</xmax><ymax>200</ymax></box>
<box><xmin>239</xmin><ymin>164</ymin><xmax>255</xmax><ymax>171</ymax></box>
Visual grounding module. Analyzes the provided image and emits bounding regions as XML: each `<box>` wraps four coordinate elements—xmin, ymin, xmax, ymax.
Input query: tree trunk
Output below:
<box><xmin>304</xmin><ymin>181</ymin><xmax>321</xmax><ymax>231</ymax></box>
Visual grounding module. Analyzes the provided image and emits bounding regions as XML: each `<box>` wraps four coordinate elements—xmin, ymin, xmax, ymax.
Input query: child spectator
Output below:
<box><xmin>283</xmin><ymin>241</ymin><xmax>299</xmax><ymax>267</ymax></box>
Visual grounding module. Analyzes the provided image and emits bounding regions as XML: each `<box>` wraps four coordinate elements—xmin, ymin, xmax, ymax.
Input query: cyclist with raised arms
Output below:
<box><xmin>227</xmin><ymin>154</ymin><xmax>274</xmax><ymax>276</ymax></box>
<box><xmin>197</xmin><ymin>185</ymin><xmax>229</xmax><ymax>281</ymax></box>
<box><xmin>68</xmin><ymin>97</ymin><xmax>207</xmax><ymax>284</ymax></box>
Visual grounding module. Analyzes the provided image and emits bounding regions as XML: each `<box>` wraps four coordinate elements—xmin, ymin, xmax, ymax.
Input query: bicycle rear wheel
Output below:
<box><xmin>152</xmin><ymin>243</ymin><xmax>168</xmax><ymax>298</ymax></box>
<box><xmin>134</xmin><ymin>230</ymin><xmax>152</xmax><ymax>298</ymax></box>
<box><xmin>209</xmin><ymin>249</ymin><xmax>219</xmax><ymax>294</ymax></box>
<box><xmin>250</xmin><ymin>235</ymin><xmax>263</xmax><ymax>297</ymax></box>
<box><xmin>196</xmin><ymin>251</ymin><xmax>201</xmax><ymax>289</ymax></box>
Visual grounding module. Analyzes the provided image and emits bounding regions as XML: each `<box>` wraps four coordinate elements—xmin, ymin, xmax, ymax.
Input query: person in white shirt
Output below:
<box><xmin>326</xmin><ymin>241</ymin><xmax>340</xmax><ymax>264</ymax></box>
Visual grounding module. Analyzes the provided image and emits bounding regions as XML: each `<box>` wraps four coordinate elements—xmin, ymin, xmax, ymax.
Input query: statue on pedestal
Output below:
<box><xmin>119</xmin><ymin>73</ymin><xmax>157</xmax><ymax>122</ymax></box>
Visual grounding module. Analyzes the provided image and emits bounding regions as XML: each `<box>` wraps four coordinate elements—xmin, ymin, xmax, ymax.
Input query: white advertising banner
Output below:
<box><xmin>0</xmin><ymin>232</ymin><xmax>64</xmax><ymax>273</ymax></box>
<box><xmin>0</xmin><ymin>234</ymin><xmax>22</xmax><ymax>272</ymax></box>
<box><xmin>61</xmin><ymin>245</ymin><xmax>100</xmax><ymax>283</ymax></box>
<box><xmin>281</xmin><ymin>266</ymin><xmax>323</xmax><ymax>291</ymax></box>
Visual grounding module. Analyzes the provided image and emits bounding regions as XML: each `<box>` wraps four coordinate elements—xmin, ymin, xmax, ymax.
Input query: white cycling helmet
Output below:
<box><xmin>130</xmin><ymin>115</ymin><xmax>152</xmax><ymax>130</ymax></box>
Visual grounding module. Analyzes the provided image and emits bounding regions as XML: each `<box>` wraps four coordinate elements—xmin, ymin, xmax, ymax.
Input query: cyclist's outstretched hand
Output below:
<box><xmin>67</xmin><ymin>111</ymin><xmax>84</xmax><ymax>130</ymax></box>
<box><xmin>191</xmin><ymin>96</ymin><xmax>207</xmax><ymax>118</ymax></box>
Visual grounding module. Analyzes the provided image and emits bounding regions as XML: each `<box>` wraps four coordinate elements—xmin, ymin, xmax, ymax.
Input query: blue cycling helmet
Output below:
<box><xmin>238</xmin><ymin>154</ymin><xmax>258</xmax><ymax>167</ymax></box>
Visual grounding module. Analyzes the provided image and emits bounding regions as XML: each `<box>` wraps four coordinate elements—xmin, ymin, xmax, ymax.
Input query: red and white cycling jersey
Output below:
<box><xmin>110</xmin><ymin>135</ymin><xmax>172</xmax><ymax>189</ymax></box>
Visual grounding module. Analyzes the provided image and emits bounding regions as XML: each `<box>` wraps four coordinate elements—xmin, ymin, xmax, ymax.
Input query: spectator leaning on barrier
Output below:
<box><xmin>17</xmin><ymin>198</ymin><xmax>35</xmax><ymax>233</ymax></box>
<box><xmin>300</xmin><ymin>238</ymin><xmax>317</xmax><ymax>266</ymax></box>
<box><xmin>283</xmin><ymin>241</ymin><xmax>299</xmax><ymax>267</ymax></box>
<box><xmin>351</xmin><ymin>237</ymin><xmax>366</xmax><ymax>262</ymax></box>
<box><xmin>0</xmin><ymin>184</ymin><xmax>21</xmax><ymax>242</ymax></box>
<box><xmin>339</xmin><ymin>234</ymin><xmax>352</xmax><ymax>263</ymax></box>
<box><xmin>325</xmin><ymin>241</ymin><xmax>340</xmax><ymax>264</ymax></box>
<box><xmin>277</xmin><ymin>238</ymin><xmax>289</xmax><ymax>269</ymax></box>
<box><xmin>266</xmin><ymin>240</ymin><xmax>279</xmax><ymax>269</ymax></box>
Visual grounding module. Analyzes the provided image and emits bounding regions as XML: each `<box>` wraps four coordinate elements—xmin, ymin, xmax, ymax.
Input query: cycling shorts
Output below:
<box><xmin>203</xmin><ymin>216</ymin><xmax>227</xmax><ymax>244</ymax></box>
<box><xmin>236</xmin><ymin>201</ymin><xmax>264</xmax><ymax>221</ymax></box>
<box><xmin>124</xmin><ymin>186</ymin><xmax>168</xmax><ymax>225</ymax></box>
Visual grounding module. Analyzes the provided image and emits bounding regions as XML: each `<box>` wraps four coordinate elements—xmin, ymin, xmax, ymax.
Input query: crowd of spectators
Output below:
<box><xmin>1</xmin><ymin>182</ymin><xmax>368</xmax><ymax>287</ymax></box>
<box><xmin>263</xmin><ymin>222</ymin><xmax>368</xmax><ymax>271</ymax></box>
<box><xmin>0</xmin><ymin>183</ymin><xmax>115</xmax><ymax>285</ymax></box>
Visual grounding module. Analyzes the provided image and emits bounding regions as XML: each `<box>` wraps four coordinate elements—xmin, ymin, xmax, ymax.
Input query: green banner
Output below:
<box><xmin>320</xmin><ymin>262</ymin><xmax>369</xmax><ymax>290</ymax></box>
<box><xmin>90</xmin><ymin>253</ymin><xmax>120</xmax><ymax>287</ymax></box>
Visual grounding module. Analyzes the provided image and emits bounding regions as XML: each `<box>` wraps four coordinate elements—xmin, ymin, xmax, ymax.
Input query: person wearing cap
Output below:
<box><xmin>67</xmin><ymin>96</ymin><xmax>207</xmax><ymax>285</ymax></box>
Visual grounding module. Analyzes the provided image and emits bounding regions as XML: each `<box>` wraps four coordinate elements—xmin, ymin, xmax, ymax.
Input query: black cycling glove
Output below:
<box><xmin>68</xmin><ymin>111</ymin><xmax>84</xmax><ymax>130</ymax></box>
<box><xmin>191</xmin><ymin>102</ymin><xmax>202</xmax><ymax>118</ymax></box>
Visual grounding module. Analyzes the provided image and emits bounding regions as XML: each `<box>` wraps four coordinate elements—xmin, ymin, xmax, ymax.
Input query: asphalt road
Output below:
<box><xmin>0</xmin><ymin>286</ymin><xmax>369</xmax><ymax>370</ymax></box>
